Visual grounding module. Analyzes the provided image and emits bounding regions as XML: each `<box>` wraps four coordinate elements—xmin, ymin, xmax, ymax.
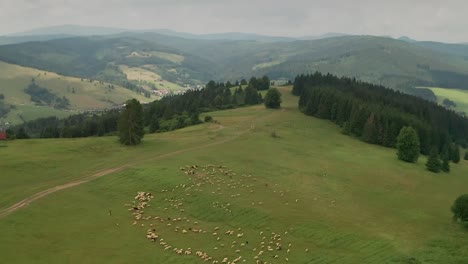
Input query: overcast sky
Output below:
<box><xmin>1</xmin><ymin>0</ymin><xmax>467</xmax><ymax>42</ymax></box>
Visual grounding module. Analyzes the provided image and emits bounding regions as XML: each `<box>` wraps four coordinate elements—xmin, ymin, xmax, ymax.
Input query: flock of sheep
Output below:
<box><xmin>125</xmin><ymin>165</ymin><xmax>312</xmax><ymax>263</ymax></box>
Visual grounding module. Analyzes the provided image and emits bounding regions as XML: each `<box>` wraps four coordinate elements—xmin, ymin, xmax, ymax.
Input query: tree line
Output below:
<box><xmin>293</xmin><ymin>72</ymin><xmax>468</xmax><ymax>155</ymax></box>
<box><xmin>7</xmin><ymin>80</ymin><xmax>265</xmax><ymax>139</ymax></box>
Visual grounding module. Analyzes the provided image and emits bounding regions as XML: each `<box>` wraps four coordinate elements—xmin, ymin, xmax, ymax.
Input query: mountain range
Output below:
<box><xmin>1</xmin><ymin>25</ymin><xmax>468</xmax><ymax>123</ymax></box>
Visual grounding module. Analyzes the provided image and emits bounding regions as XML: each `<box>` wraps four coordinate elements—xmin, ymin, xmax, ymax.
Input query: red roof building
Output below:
<box><xmin>0</xmin><ymin>131</ymin><xmax>6</xmax><ymax>140</ymax></box>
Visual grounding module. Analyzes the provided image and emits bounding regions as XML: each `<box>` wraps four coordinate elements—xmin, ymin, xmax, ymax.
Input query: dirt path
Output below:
<box><xmin>0</xmin><ymin>118</ymin><xmax>260</xmax><ymax>219</ymax></box>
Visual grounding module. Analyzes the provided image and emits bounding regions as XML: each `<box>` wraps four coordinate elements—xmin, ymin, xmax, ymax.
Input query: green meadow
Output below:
<box><xmin>418</xmin><ymin>87</ymin><xmax>468</xmax><ymax>115</ymax></box>
<box><xmin>0</xmin><ymin>61</ymin><xmax>150</xmax><ymax>124</ymax></box>
<box><xmin>0</xmin><ymin>87</ymin><xmax>467</xmax><ymax>264</ymax></box>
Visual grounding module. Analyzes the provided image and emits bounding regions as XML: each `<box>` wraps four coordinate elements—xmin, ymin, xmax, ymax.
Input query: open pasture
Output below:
<box><xmin>0</xmin><ymin>87</ymin><xmax>467</xmax><ymax>263</ymax></box>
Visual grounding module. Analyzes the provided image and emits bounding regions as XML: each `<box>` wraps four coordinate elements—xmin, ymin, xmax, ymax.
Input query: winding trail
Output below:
<box><xmin>0</xmin><ymin>120</ymin><xmax>258</xmax><ymax>219</ymax></box>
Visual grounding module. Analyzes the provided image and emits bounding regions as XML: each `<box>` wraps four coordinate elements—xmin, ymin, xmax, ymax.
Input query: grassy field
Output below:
<box><xmin>0</xmin><ymin>61</ymin><xmax>150</xmax><ymax>124</ymax></box>
<box><xmin>120</xmin><ymin>65</ymin><xmax>185</xmax><ymax>92</ymax></box>
<box><xmin>0</xmin><ymin>87</ymin><xmax>467</xmax><ymax>263</ymax></box>
<box><xmin>417</xmin><ymin>87</ymin><xmax>468</xmax><ymax>115</ymax></box>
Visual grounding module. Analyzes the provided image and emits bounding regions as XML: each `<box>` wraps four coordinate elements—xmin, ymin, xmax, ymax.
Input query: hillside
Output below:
<box><xmin>0</xmin><ymin>87</ymin><xmax>467</xmax><ymax>263</ymax></box>
<box><xmin>2</xmin><ymin>34</ymin><xmax>468</xmax><ymax>93</ymax></box>
<box><xmin>0</xmin><ymin>36</ymin><xmax>215</xmax><ymax>85</ymax></box>
<box><xmin>0</xmin><ymin>61</ymin><xmax>150</xmax><ymax>124</ymax></box>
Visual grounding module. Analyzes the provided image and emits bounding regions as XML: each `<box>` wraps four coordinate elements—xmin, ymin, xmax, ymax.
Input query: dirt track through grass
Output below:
<box><xmin>0</xmin><ymin>112</ymin><xmax>268</xmax><ymax>219</ymax></box>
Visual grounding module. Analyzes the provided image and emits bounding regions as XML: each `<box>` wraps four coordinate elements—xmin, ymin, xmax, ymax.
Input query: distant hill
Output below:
<box><xmin>8</xmin><ymin>25</ymin><xmax>129</xmax><ymax>37</ymax></box>
<box><xmin>2</xmin><ymin>32</ymin><xmax>468</xmax><ymax>105</ymax></box>
<box><xmin>414</xmin><ymin>41</ymin><xmax>468</xmax><ymax>59</ymax></box>
<box><xmin>0</xmin><ymin>36</ymin><xmax>214</xmax><ymax>85</ymax></box>
<box><xmin>5</xmin><ymin>25</ymin><xmax>347</xmax><ymax>42</ymax></box>
<box><xmin>0</xmin><ymin>61</ymin><xmax>150</xmax><ymax>124</ymax></box>
<box><xmin>398</xmin><ymin>36</ymin><xmax>418</xmax><ymax>43</ymax></box>
<box><xmin>0</xmin><ymin>34</ymin><xmax>76</xmax><ymax>46</ymax></box>
<box><xmin>146</xmin><ymin>29</ymin><xmax>296</xmax><ymax>42</ymax></box>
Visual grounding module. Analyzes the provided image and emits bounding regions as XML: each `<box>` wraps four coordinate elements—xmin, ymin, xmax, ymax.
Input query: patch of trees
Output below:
<box><xmin>248</xmin><ymin>76</ymin><xmax>270</xmax><ymax>91</ymax></box>
<box><xmin>443</xmin><ymin>98</ymin><xmax>457</xmax><ymax>108</ymax></box>
<box><xmin>404</xmin><ymin>87</ymin><xmax>437</xmax><ymax>102</ymax></box>
<box><xmin>430</xmin><ymin>70</ymin><xmax>468</xmax><ymax>90</ymax></box>
<box><xmin>293</xmin><ymin>72</ymin><xmax>468</xmax><ymax>155</ymax></box>
<box><xmin>10</xmin><ymin>79</ymin><xmax>265</xmax><ymax>139</ymax></box>
<box><xmin>24</xmin><ymin>79</ymin><xmax>70</xmax><ymax>109</ymax></box>
<box><xmin>144</xmin><ymin>80</ymin><xmax>263</xmax><ymax>131</ymax></box>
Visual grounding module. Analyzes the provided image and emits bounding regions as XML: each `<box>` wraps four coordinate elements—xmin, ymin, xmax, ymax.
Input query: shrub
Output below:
<box><xmin>452</xmin><ymin>194</ymin><xmax>468</xmax><ymax>224</ymax></box>
<box><xmin>396</xmin><ymin>126</ymin><xmax>420</xmax><ymax>163</ymax></box>
<box><xmin>204</xmin><ymin>115</ymin><xmax>213</xmax><ymax>123</ymax></box>
<box><xmin>264</xmin><ymin>88</ymin><xmax>282</xmax><ymax>109</ymax></box>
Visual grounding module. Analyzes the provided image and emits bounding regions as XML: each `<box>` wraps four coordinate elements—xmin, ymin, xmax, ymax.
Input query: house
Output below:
<box><xmin>0</xmin><ymin>131</ymin><xmax>6</xmax><ymax>140</ymax></box>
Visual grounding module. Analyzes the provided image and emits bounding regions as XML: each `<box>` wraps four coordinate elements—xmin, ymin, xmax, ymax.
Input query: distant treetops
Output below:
<box><xmin>8</xmin><ymin>77</ymin><xmax>271</xmax><ymax>142</ymax></box>
<box><xmin>293</xmin><ymin>72</ymin><xmax>468</xmax><ymax>173</ymax></box>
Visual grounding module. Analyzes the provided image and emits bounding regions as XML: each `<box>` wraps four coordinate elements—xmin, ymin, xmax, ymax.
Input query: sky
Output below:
<box><xmin>1</xmin><ymin>0</ymin><xmax>467</xmax><ymax>42</ymax></box>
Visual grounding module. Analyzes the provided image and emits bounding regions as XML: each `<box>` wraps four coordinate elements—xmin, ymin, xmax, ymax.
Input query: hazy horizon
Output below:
<box><xmin>1</xmin><ymin>0</ymin><xmax>468</xmax><ymax>43</ymax></box>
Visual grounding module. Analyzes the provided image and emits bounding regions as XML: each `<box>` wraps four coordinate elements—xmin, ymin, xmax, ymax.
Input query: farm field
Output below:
<box><xmin>418</xmin><ymin>86</ymin><xmax>468</xmax><ymax>115</ymax></box>
<box><xmin>120</xmin><ymin>65</ymin><xmax>185</xmax><ymax>92</ymax></box>
<box><xmin>0</xmin><ymin>61</ymin><xmax>150</xmax><ymax>124</ymax></box>
<box><xmin>0</xmin><ymin>87</ymin><xmax>467</xmax><ymax>263</ymax></box>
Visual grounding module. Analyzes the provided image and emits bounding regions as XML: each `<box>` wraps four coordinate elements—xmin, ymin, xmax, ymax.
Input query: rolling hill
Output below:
<box><xmin>2</xmin><ymin>33</ymin><xmax>468</xmax><ymax>92</ymax></box>
<box><xmin>0</xmin><ymin>87</ymin><xmax>467</xmax><ymax>263</ymax></box>
<box><xmin>0</xmin><ymin>61</ymin><xmax>150</xmax><ymax>124</ymax></box>
<box><xmin>2</xmin><ymin>29</ymin><xmax>468</xmax><ymax>123</ymax></box>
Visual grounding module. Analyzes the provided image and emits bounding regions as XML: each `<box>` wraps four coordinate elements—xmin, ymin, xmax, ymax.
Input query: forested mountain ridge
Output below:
<box><xmin>2</xmin><ymin>33</ymin><xmax>468</xmax><ymax>92</ymax></box>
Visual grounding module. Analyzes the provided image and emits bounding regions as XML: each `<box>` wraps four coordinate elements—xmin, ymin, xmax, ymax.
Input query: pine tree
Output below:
<box><xmin>118</xmin><ymin>99</ymin><xmax>145</xmax><ymax>145</ymax></box>
<box><xmin>149</xmin><ymin>118</ymin><xmax>159</xmax><ymax>133</ymax></box>
<box><xmin>426</xmin><ymin>147</ymin><xmax>441</xmax><ymax>173</ymax></box>
<box><xmin>450</xmin><ymin>144</ymin><xmax>461</xmax><ymax>163</ymax></box>
<box><xmin>362</xmin><ymin>113</ymin><xmax>378</xmax><ymax>144</ymax></box>
<box><xmin>396</xmin><ymin>126</ymin><xmax>420</xmax><ymax>163</ymax></box>
<box><xmin>441</xmin><ymin>146</ymin><xmax>450</xmax><ymax>172</ymax></box>
<box><xmin>465</xmin><ymin>152</ymin><xmax>468</xmax><ymax>161</ymax></box>
<box><xmin>441</xmin><ymin>157</ymin><xmax>450</xmax><ymax>172</ymax></box>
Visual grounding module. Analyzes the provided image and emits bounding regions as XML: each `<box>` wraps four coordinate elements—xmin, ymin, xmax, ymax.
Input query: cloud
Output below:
<box><xmin>0</xmin><ymin>0</ymin><xmax>467</xmax><ymax>42</ymax></box>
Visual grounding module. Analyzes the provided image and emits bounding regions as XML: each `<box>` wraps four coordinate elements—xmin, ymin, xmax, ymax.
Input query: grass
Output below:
<box><xmin>0</xmin><ymin>61</ymin><xmax>150</xmax><ymax>124</ymax></box>
<box><xmin>0</xmin><ymin>87</ymin><xmax>467</xmax><ymax>263</ymax></box>
<box><xmin>417</xmin><ymin>87</ymin><xmax>468</xmax><ymax>115</ymax></box>
<box><xmin>120</xmin><ymin>65</ymin><xmax>185</xmax><ymax>92</ymax></box>
<box><xmin>5</xmin><ymin>104</ymin><xmax>73</xmax><ymax>124</ymax></box>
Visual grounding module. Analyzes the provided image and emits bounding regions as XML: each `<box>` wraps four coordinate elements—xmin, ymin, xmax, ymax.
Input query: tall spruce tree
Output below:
<box><xmin>362</xmin><ymin>113</ymin><xmax>378</xmax><ymax>144</ymax></box>
<box><xmin>441</xmin><ymin>147</ymin><xmax>450</xmax><ymax>172</ymax></box>
<box><xmin>396</xmin><ymin>126</ymin><xmax>420</xmax><ymax>163</ymax></box>
<box><xmin>118</xmin><ymin>99</ymin><xmax>144</xmax><ymax>145</ymax></box>
<box><xmin>442</xmin><ymin>156</ymin><xmax>450</xmax><ymax>172</ymax></box>
<box><xmin>451</xmin><ymin>144</ymin><xmax>461</xmax><ymax>163</ymax></box>
<box><xmin>426</xmin><ymin>147</ymin><xmax>441</xmax><ymax>173</ymax></box>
